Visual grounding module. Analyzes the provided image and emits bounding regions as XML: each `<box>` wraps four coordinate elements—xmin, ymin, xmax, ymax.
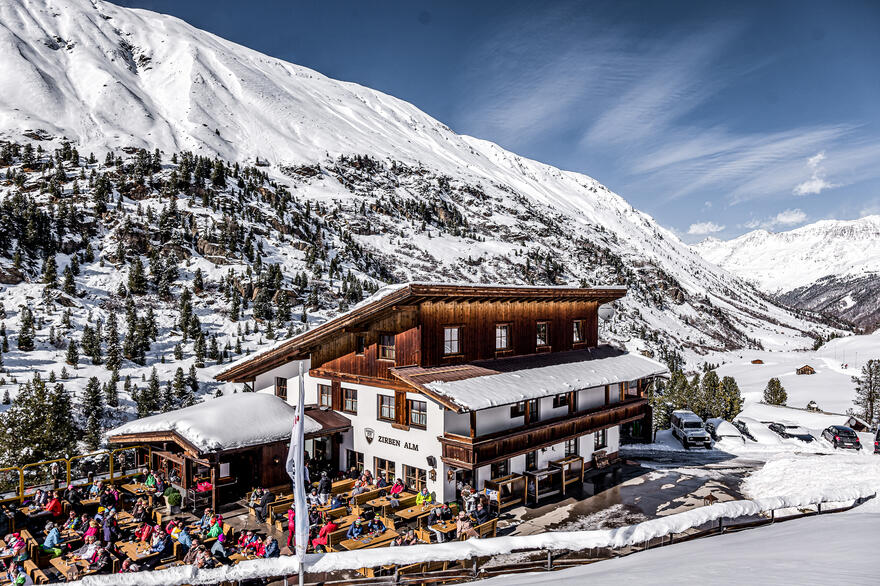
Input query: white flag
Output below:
<box><xmin>284</xmin><ymin>362</ymin><xmax>310</xmax><ymax>563</ymax></box>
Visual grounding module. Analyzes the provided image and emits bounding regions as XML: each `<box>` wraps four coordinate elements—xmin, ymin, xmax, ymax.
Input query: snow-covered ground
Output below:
<box><xmin>466</xmin><ymin>509</ymin><xmax>880</xmax><ymax>585</ymax></box>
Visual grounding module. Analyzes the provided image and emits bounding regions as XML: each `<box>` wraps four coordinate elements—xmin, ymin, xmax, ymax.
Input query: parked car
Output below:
<box><xmin>821</xmin><ymin>425</ymin><xmax>862</xmax><ymax>450</ymax></box>
<box><xmin>706</xmin><ymin>418</ymin><xmax>745</xmax><ymax>443</ymax></box>
<box><xmin>671</xmin><ymin>410</ymin><xmax>712</xmax><ymax>449</ymax></box>
<box><xmin>732</xmin><ymin>419</ymin><xmax>757</xmax><ymax>442</ymax></box>
<box><xmin>874</xmin><ymin>428</ymin><xmax>880</xmax><ymax>454</ymax></box>
<box><xmin>768</xmin><ymin>422</ymin><xmax>814</xmax><ymax>442</ymax></box>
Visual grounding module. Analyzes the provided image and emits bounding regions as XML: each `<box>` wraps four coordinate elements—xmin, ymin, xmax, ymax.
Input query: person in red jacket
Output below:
<box><xmin>311</xmin><ymin>515</ymin><xmax>338</xmax><ymax>552</ymax></box>
<box><xmin>286</xmin><ymin>507</ymin><xmax>296</xmax><ymax>548</ymax></box>
<box><xmin>43</xmin><ymin>491</ymin><xmax>63</xmax><ymax>518</ymax></box>
<box><xmin>389</xmin><ymin>479</ymin><xmax>405</xmax><ymax>497</ymax></box>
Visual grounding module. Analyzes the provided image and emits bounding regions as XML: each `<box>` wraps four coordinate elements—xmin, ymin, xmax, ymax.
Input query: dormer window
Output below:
<box><xmin>536</xmin><ymin>321</ymin><xmax>550</xmax><ymax>347</ymax></box>
<box><xmin>378</xmin><ymin>334</ymin><xmax>395</xmax><ymax>360</ymax></box>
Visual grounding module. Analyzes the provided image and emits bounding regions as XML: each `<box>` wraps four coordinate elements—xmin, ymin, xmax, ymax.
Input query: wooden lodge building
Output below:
<box><xmin>215</xmin><ymin>283</ymin><xmax>668</xmax><ymax>505</ymax></box>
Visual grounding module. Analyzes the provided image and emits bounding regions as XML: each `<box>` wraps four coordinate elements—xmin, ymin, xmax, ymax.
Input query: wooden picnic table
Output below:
<box><xmin>429</xmin><ymin>520</ymin><xmax>457</xmax><ymax>540</ymax></box>
<box><xmin>338</xmin><ymin>529</ymin><xmax>398</xmax><ymax>551</ymax></box>
<box><xmin>395</xmin><ymin>503</ymin><xmax>442</xmax><ymax>524</ymax></box>
<box><xmin>116</xmin><ymin>540</ymin><xmax>162</xmax><ymax>563</ymax></box>
<box><xmin>366</xmin><ymin>492</ymin><xmax>413</xmax><ymax>514</ymax></box>
<box><xmin>50</xmin><ymin>555</ymin><xmax>95</xmax><ymax>581</ymax></box>
<box><xmin>228</xmin><ymin>552</ymin><xmax>260</xmax><ymax>564</ymax></box>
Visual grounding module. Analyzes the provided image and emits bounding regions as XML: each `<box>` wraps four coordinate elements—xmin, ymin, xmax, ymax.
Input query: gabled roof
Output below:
<box><xmin>392</xmin><ymin>346</ymin><xmax>668</xmax><ymax>412</ymax></box>
<box><xmin>215</xmin><ymin>282</ymin><xmax>626</xmax><ymax>382</ymax></box>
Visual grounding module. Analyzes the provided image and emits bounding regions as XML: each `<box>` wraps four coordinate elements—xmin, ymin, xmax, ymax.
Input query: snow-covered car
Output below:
<box><xmin>768</xmin><ymin>422</ymin><xmax>814</xmax><ymax>443</ymax></box>
<box><xmin>734</xmin><ymin>417</ymin><xmax>783</xmax><ymax>445</ymax></box>
<box><xmin>732</xmin><ymin>419</ymin><xmax>756</xmax><ymax>442</ymax></box>
<box><xmin>671</xmin><ymin>410</ymin><xmax>712</xmax><ymax>449</ymax></box>
<box><xmin>706</xmin><ymin>418</ymin><xmax>745</xmax><ymax>443</ymax></box>
<box><xmin>821</xmin><ymin>425</ymin><xmax>862</xmax><ymax>450</ymax></box>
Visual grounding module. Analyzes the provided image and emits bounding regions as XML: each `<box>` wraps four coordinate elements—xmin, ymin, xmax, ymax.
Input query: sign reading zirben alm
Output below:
<box><xmin>378</xmin><ymin>434</ymin><xmax>419</xmax><ymax>451</ymax></box>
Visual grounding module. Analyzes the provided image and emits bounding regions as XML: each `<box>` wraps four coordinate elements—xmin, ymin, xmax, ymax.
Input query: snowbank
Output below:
<box><xmin>106</xmin><ymin>393</ymin><xmax>319</xmax><ymax>453</ymax></box>
<box><xmin>74</xmin><ymin>488</ymin><xmax>876</xmax><ymax>586</ymax></box>
<box><xmin>743</xmin><ymin>452</ymin><xmax>880</xmax><ymax>502</ymax></box>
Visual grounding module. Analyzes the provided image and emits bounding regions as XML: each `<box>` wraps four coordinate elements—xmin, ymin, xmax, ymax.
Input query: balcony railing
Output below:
<box><xmin>438</xmin><ymin>397</ymin><xmax>648</xmax><ymax>469</ymax></box>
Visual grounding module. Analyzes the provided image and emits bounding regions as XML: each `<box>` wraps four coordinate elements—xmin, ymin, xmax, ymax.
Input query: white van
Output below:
<box><xmin>671</xmin><ymin>410</ymin><xmax>712</xmax><ymax>449</ymax></box>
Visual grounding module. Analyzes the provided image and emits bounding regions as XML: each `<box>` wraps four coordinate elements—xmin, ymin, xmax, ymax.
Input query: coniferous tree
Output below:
<box><xmin>187</xmin><ymin>365</ymin><xmax>199</xmax><ymax>396</ymax></box>
<box><xmin>42</xmin><ymin>254</ymin><xmax>58</xmax><ymax>287</ymax></box>
<box><xmin>128</xmin><ymin>257</ymin><xmax>147</xmax><ymax>295</ymax></box>
<box><xmin>143</xmin><ymin>367</ymin><xmax>161</xmax><ymax>414</ymax></box>
<box><xmin>193</xmin><ymin>268</ymin><xmax>204</xmax><ymax>294</ymax></box>
<box><xmin>194</xmin><ymin>332</ymin><xmax>206</xmax><ymax>368</ymax></box>
<box><xmin>763</xmin><ymin>377</ymin><xmax>788</xmax><ymax>406</ymax></box>
<box><xmin>1</xmin><ymin>389</ymin><xmax>9</xmax><ymax>405</ymax></box>
<box><xmin>105</xmin><ymin>313</ymin><xmax>121</xmax><ymax>371</ymax></box>
<box><xmin>173</xmin><ymin>367</ymin><xmax>195</xmax><ymax>407</ymax></box>
<box><xmin>17</xmin><ymin>308</ymin><xmax>35</xmax><ymax>351</ymax></box>
<box><xmin>47</xmin><ymin>382</ymin><xmax>77</xmax><ymax>457</ymax></box>
<box><xmin>161</xmin><ymin>381</ymin><xmax>175</xmax><ymax>412</ymax></box>
<box><xmin>173</xmin><ymin>342</ymin><xmax>183</xmax><ymax>360</ymax></box>
<box><xmin>82</xmin><ymin>376</ymin><xmax>104</xmax><ymax>450</ymax></box>
<box><xmin>105</xmin><ymin>368</ymin><xmax>120</xmax><ymax>408</ymax></box>
<box><xmin>719</xmin><ymin>376</ymin><xmax>743</xmax><ymax>420</ymax></box>
<box><xmin>698</xmin><ymin>370</ymin><xmax>720</xmax><ymax>420</ymax></box>
<box><xmin>62</xmin><ymin>265</ymin><xmax>76</xmax><ymax>295</ymax></box>
<box><xmin>852</xmin><ymin>359</ymin><xmax>880</xmax><ymax>425</ymax></box>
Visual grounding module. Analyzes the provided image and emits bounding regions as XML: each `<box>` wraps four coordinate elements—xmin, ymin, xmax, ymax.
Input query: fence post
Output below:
<box><xmin>473</xmin><ymin>558</ymin><xmax>479</xmax><ymax>579</ymax></box>
<box><xmin>817</xmin><ymin>503</ymin><xmax>822</xmax><ymax>513</ymax></box>
<box><xmin>546</xmin><ymin>550</ymin><xmax>552</xmax><ymax>571</ymax></box>
<box><xmin>718</xmin><ymin>518</ymin><xmax>723</xmax><ymax>533</ymax></box>
<box><xmin>770</xmin><ymin>509</ymin><xmax>775</xmax><ymax>523</ymax></box>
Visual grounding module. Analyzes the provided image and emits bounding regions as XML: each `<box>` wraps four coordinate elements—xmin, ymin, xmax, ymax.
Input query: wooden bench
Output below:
<box><xmin>350</xmin><ymin>488</ymin><xmax>382</xmax><ymax>507</ymax></box>
<box><xmin>326</xmin><ymin>526</ymin><xmax>353</xmax><ymax>552</ymax></box>
<box><xmin>267</xmin><ymin>495</ymin><xmax>296</xmax><ymax>524</ymax></box>
<box><xmin>331</xmin><ymin>479</ymin><xmax>355</xmax><ymax>494</ymax></box>
<box><xmin>22</xmin><ymin>559</ymin><xmax>49</xmax><ymax>584</ymax></box>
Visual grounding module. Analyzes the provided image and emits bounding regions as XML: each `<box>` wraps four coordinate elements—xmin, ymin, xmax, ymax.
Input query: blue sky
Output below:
<box><xmin>116</xmin><ymin>0</ymin><xmax>880</xmax><ymax>242</ymax></box>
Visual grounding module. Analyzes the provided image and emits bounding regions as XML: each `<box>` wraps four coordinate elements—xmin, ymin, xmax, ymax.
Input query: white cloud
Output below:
<box><xmin>687</xmin><ymin>221</ymin><xmax>725</xmax><ymax>235</ymax></box>
<box><xmin>793</xmin><ymin>151</ymin><xmax>837</xmax><ymax>195</ymax></box>
<box><xmin>744</xmin><ymin>208</ymin><xmax>807</xmax><ymax>230</ymax></box>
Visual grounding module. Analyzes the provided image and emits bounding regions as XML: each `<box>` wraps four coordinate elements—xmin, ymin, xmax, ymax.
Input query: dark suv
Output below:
<box><xmin>821</xmin><ymin>425</ymin><xmax>861</xmax><ymax>450</ymax></box>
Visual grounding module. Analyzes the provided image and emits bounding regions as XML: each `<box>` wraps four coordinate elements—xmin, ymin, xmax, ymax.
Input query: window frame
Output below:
<box><xmin>510</xmin><ymin>401</ymin><xmax>526</xmax><ymax>419</ymax></box>
<box><xmin>355</xmin><ymin>335</ymin><xmax>366</xmax><ymax>355</ymax></box>
<box><xmin>564</xmin><ymin>438</ymin><xmax>578</xmax><ymax>457</ymax></box>
<box><xmin>442</xmin><ymin>325</ymin><xmax>462</xmax><ymax>356</ymax></box>
<box><xmin>594</xmin><ymin>428</ymin><xmax>608</xmax><ymax>451</ymax></box>
<box><xmin>495</xmin><ymin>323</ymin><xmax>511</xmax><ymax>351</ymax></box>
<box><xmin>378</xmin><ymin>333</ymin><xmax>396</xmax><ymax>361</ymax></box>
<box><xmin>347</xmin><ymin>449</ymin><xmax>364</xmax><ymax>474</ymax></box>
<box><xmin>403</xmin><ymin>464</ymin><xmax>427</xmax><ymax>492</ymax></box>
<box><xmin>536</xmin><ymin>320</ymin><xmax>550</xmax><ymax>348</ymax></box>
<box><xmin>317</xmin><ymin>384</ymin><xmax>332</xmax><ymax>408</ymax></box>
<box><xmin>525</xmin><ymin>450</ymin><xmax>538</xmax><ymax>472</ymax></box>
<box><xmin>552</xmin><ymin>393</ymin><xmax>569</xmax><ymax>409</ymax></box>
<box><xmin>490</xmin><ymin>459</ymin><xmax>510</xmax><ymax>479</ymax></box>
<box><xmin>377</xmin><ymin>394</ymin><xmax>396</xmax><ymax>422</ymax></box>
<box><xmin>572</xmin><ymin>319</ymin><xmax>585</xmax><ymax>344</ymax></box>
<box><xmin>342</xmin><ymin>387</ymin><xmax>358</xmax><ymax>415</ymax></box>
<box><xmin>374</xmin><ymin>457</ymin><xmax>396</xmax><ymax>483</ymax></box>
<box><xmin>408</xmin><ymin>399</ymin><xmax>428</xmax><ymax>429</ymax></box>
<box><xmin>274</xmin><ymin>377</ymin><xmax>287</xmax><ymax>401</ymax></box>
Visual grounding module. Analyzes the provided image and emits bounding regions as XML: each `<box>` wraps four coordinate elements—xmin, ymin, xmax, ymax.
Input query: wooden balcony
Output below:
<box><xmin>438</xmin><ymin>397</ymin><xmax>648</xmax><ymax>469</ymax></box>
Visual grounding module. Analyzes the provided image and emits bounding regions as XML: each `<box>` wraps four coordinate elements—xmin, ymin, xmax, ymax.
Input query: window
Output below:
<box><xmin>347</xmin><ymin>450</ymin><xmax>364</xmax><ymax>474</ymax></box>
<box><xmin>318</xmin><ymin>384</ymin><xmax>332</xmax><ymax>408</ymax></box>
<box><xmin>490</xmin><ymin>459</ymin><xmax>509</xmax><ymax>479</ymax></box>
<box><xmin>408</xmin><ymin>399</ymin><xmax>427</xmax><ymax>428</ymax></box>
<box><xmin>375</xmin><ymin>457</ymin><xmax>395</xmax><ymax>483</ymax></box>
<box><xmin>274</xmin><ymin>377</ymin><xmax>287</xmax><ymax>401</ymax></box>
<box><xmin>565</xmin><ymin>438</ymin><xmax>578</xmax><ymax>457</ymax></box>
<box><xmin>355</xmin><ymin>335</ymin><xmax>365</xmax><ymax>355</ymax></box>
<box><xmin>525</xmin><ymin>450</ymin><xmax>538</xmax><ymax>472</ymax></box>
<box><xmin>378</xmin><ymin>395</ymin><xmax>395</xmax><ymax>422</ymax></box>
<box><xmin>527</xmin><ymin>399</ymin><xmax>539</xmax><ymax>423</ymax></box>
<box><xmin>573</xmin><ymin>320</ymin><xmax>585</xmax><ymax>344</ymax></box>
<box><xmin>378</xmin><ymin>334</ymin><xmax>396</xmax><ymax>360</ymax></box>
<box><xmin>403</xmin><ymin>465</ymin><xmax>427</xmax><ymax>492</ymax></box>
<box><xmin>510</xmin><ymin>401</ymin><xmax>526</xmax><ymax>418</ymax></box>
<box><xmin>594</xmin><ymin>429</ymin><xmax>607</xmax><ymax>451</ymax></box>
<box><xmin>343</xmin><ymin>387</ymin><xmax>358</xmax><ymax>414</ymax></box>
<box><xmin>495</xmin><ymin>324</ymin><xmax>511</xmax><ymax>351</ymax></box>
<box><xmin>443</xmin><ymin>326</ymin><xmax>461</xmax><ymax>355</ymax></box>
<box><xmin>552</xmin><ymin>393</ymin><xmax>569</xmax><ymax>409</ymax></box>
<box><xmin>536</xmin><ymin>321</ymin><xmax>550</xmax><ymax>347</ymax></box>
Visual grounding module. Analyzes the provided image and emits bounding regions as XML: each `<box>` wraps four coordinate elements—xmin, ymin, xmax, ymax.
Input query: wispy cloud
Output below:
<box><xmin>744</xmin><ymin>208</ymin><xmax>808</xmax><ymax>230</ymax></box>
<box><xmin>687</xmin><ymin>221</ymin><xmax>725</xmax><ymax>235</ymax></box>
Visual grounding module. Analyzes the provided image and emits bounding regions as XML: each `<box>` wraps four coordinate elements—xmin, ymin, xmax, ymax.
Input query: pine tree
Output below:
<box><xmin>174</xmin><ymin>342</ymin><xmax>183</xmax><ymax>360</ymax></box>
<box><xmin>105</xmin><ymin>368</ymin><xmax>120</xmax><ymax>408</ymax></box>
<box><xmin>173</xmin><ymin>367</ymin><xmax>194</xmax><ymax>407</ymax></box>
<box><xmin>105</xmin><ymin>312</ymin><xmax>121</xmax><ymax>371</ymax></box>
<box><xmin>60</xmin><ymin>366</ymin><xmax>69</xmax><ymax>380</ymax></box>
<box><xmin>208</xmin><ymin>335</ymin><xmax>219</xmax><ymax>361</ymax></box>
<box><xmin>16</xmin><ymin>307</ymin><xmax>35</xmax><ymax>351</ymax></box>
<box><xmin>82</xmin><ymin>376</ymin><xmax>104</xmax><ymax>450</ymax></box>
<box><xmin>143</xmin><ymin>367</ymin><xmax>161</xmax><ymax>414</ymax></box>
<box><xmin>62</xmin><ymin>266</ymin><xmax>76</xmax><ymax>295</ymax></box>
<box><xmin>698</xmin><ymin>370</ymin><xmax>721</xmax><ymax>420</ymax></box>
<box><xmin>128</xmin><ymin>257</ymin><xmax>147</xmax><ymax>295</ymax></box>
<box><xmin>1</xmin><ymin>389</ymin><xmax>9</xmax><ymax>405</ymax></box>
<box><xmin>161</xmin><ymin>381</ymin><xmax>175</xmax><ymax>412</ymax></box>
<box><xmin>719</xmin><ymin>376</ymin><xmax>743</xmax><ymax>420</ymax></box>
<box><xmin>193</xmin><ymin>268</ymin><xmax>204</xmax><ymax>293</ymax></box>
<box><xmin>187</xmin><ymin>365</ymin><xmax>199</xmax><ymax>396</ymax></box>
<box><xmin>42</xmin><ymin>254</ymin><xmax>58</xmax><ymax>287</ymax></box>
<box><xmin>47</xmin><ymin>383</ymin><xmax>78</xmax><ymax>458</ymax></box>
<box><xmin>194</xmin><ymin>332</ymin><xmax>206</xmax><ymax>367</ymax></box>
<box><xmin>763</xmin><ymin>377</ymin><xmax>788</xmax><ymax>406</ymax></box>
<box><xmin>852</xmin><ymin>359</ymin><xmax>880</xmax><ymax>425</ymax></box>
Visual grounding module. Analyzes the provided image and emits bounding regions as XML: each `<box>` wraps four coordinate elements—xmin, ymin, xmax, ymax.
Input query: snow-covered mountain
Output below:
<box><xmin>695</xmin><ymin>217</ymin><xmax>880</xmax><ymax>329</ymax></box>
<box><xmin>0</xmin><ymin>0</ymin><xmax>842</xmax><ymax>429</ymax></box>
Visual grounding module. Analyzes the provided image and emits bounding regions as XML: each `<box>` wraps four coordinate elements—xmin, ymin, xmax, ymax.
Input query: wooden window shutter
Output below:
<box><xmin>394</xmin><ymin>389</ymin><xmax>407</xmax><ymax>427</ymax></box>
<box><xmin>331</xmin><ymin>380</ymin><xmax>342</xmax><ymax>411</ymax></box>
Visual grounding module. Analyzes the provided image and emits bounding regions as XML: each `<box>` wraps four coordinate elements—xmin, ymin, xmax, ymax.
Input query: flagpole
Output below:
<box><xmin>284</xmin><ymin>361</ymin><xmax>309</xmax><ymax>586</ymax></box>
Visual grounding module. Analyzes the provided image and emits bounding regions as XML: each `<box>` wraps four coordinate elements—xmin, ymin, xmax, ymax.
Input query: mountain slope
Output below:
<box><xmin>695</xmin><ymin>217</ymin><xmax>880</xmax><ymax>329</ymax></box>
<box><xmin>0</xmin><ymin>0</ymin><xmax>840</xmax><ymax>392</ymax></box>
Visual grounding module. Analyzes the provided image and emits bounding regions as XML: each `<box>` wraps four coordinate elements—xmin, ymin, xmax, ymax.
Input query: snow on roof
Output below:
<box><xmin>423</xmin><ymin>352</ymin><xmax>668</xmax><ymax>411</ymax></box>
<box><xmin>107</xmin><ymin>393</ymin><xmax>320</xmax><ymax>453</ymax></box>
